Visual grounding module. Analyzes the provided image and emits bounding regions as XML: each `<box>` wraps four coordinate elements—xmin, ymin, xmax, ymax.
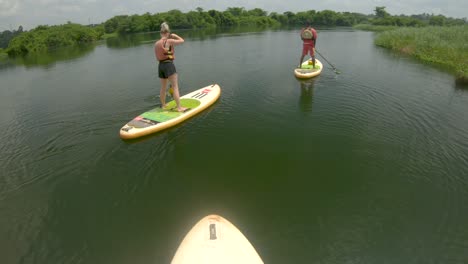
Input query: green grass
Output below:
<box><xmin>354</xmin><ymin>24</ymin><xmax>398</xmax><ymax>32</ymax></box>
<box><xmin>101</xmin><ymin>33</ymin><xmax>118</xmax><ymax>39</ymax></box>
<box><xmin>374</xmin><ymin>25</ymin><xmax>468</xmax><ymax>81</ymax></box>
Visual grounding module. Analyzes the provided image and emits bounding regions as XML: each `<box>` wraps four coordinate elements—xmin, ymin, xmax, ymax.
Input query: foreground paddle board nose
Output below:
<box><xmin>171</xmin><ymin>214</ymin><xmax>264</xmax><ymax>264</ymax></box>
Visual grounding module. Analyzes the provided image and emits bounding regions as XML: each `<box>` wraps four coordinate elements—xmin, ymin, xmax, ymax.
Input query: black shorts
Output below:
<box><xmin>158</xmin><ymin>61</ymin><xmax>176</xmax><ymax>79</ymax></box>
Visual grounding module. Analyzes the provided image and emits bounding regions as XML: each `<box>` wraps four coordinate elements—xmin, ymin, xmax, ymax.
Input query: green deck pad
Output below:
<box><xmin>301</xmin><ymin>64</ymin><xmax>321</xmax><ymax>70</ymax></box>
<box><xmin>141</xmin><ymin>98</ymin><xmax>201</xmax><ymax>122</ymax></box>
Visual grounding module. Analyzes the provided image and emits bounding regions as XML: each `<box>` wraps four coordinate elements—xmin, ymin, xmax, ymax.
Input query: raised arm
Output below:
<box><xmin>169</xmin><ymin>33</ymin><xmax>184</xmax><ymax>45</ymax></box>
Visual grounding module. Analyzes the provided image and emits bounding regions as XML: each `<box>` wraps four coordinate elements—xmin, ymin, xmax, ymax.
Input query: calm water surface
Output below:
<box><xmin>1</xmin><ymin>28</ymin><xmax>468</xmax><ymax>264</ymax></box>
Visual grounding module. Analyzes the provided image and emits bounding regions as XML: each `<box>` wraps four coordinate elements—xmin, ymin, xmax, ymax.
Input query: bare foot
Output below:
<box><xmin>177</xmin><ymin>107</ymin><xmax>188</xmax><ymax>112</ymax></box>
<box><xmin>161</xmin><ymin>104</ymin><xmax>167</xmax><ymax>109</ymax></box>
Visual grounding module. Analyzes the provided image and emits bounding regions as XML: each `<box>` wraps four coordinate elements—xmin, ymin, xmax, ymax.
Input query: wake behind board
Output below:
<box><xmin>294</xmin><ymin>58</ymin><xmax>323</xmax><ymax>79</ymax></box>
<box><xmin>120</xmin><ymin>84</ymin><xmax>221</xmax><ymax>139</ymax></box>
<box><xmin>171</xmin><ymin>214</ymin><xmax>264</xmax><ymax>264</ymax></box>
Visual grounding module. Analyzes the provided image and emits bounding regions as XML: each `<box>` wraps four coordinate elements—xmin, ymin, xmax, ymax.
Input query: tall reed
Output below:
<box><xmin>375</xmin><ymin>26</ymin><xmax>468</xmax><ymax>81</ymax></box>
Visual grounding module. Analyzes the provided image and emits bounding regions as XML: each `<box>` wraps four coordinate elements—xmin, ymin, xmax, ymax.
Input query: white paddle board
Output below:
<box><xmin>120</xmin><ymin>84</ymin><xmax>221</xmax><ymax>139</ymax></box>
<box><xmin>171</xmin><ymin>214</ymin><xmax>264</xmax><ymax>264</ymax></box>
<box><xmin>294</xmin><ymin>58</ymin><xmax>323</xmax><ymax>79</ymax></box>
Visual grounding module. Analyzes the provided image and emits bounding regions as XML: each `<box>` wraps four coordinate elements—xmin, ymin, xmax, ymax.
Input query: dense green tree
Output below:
<box><xmin>313</xmin><ymin>10</ymin><xmax>338</xmax><ymax>25</ymax></box>
<box><xmin>226</xmin><ymin>7</ymin><xmax>246</xmax><ymax>17</ymax></box>
<box><xmin>7</xmin><ymin>23</ymin><xmax>102</xmax><ymax>56</ymax></box>
<box><xmin>247</xmin><ymin>8</ymin><xmax>267</xmax><ymax>17</ymax></box>
<box><xmin>0</xmin><ymin>26</ymin><xmax>24</xmax><ymax>48</ymax></box>
<box><xmin>429</xmin><ymin>15</ymin><xmax>446</xmax><ymax>26</ymax></box>
<box><xmin>282</xmin><ymin>11</ymin><xmax>296</xmax><ymax>25</ymax></box>
<box><xmin>375</xmin><ymin>6</ymin><xmax>390</xmax><ymax>18</ymax></box>
<box><xmin>104</xmin><ymin>15</ymin><xmax>128</xmax><ymax>33</ymax></box>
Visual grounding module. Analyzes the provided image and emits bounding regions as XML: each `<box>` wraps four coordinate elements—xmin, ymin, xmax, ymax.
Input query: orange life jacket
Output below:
<box><xmin>163</xmin><ymin>39</ymin><xmax>174</xmax><ymax>60</ymax></box>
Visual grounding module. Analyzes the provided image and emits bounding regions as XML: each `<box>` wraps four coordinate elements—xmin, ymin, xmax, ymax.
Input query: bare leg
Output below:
<box><xmin>160</xmin><ymin>78</ymin><xmax>168</xmax><ymax>108</ymax></box>
<box><xmin>312</xmin><ymin>48</ymin><xmax>316</xmax><ymax>68</ymax></box>
<box><xmin>168</xmin><ymin>73</ymin><xmax>187</xmax><ymax>112</ymax></box>
<box><xmin>299</xmin><ymin>54</ymin><xmax>305</xmax><ymax>68</ymax></box>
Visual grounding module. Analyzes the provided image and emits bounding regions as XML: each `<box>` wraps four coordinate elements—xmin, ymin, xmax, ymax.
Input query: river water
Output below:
<box><xmin>1</xmin><ymin>27</ymin><xmax>468</xmax><ymax>264</ymax></box>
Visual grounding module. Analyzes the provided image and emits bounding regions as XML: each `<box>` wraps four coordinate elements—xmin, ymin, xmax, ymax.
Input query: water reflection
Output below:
<box><xmin>298</xmin><ymin>78</ymin><xmax>316</xmax><ymax>113</ymax></box>
<box><xmin>105</xmin><ymin>32</ymin><xmax>160</xmax><ymax>49</ymax></box>
<box><xmin>1</xmin><ymin>44</ymin><xmax>96</xmax><ymax>69</ymax></box>
<box><xmin>455</xmin><ymin>78</ymin><xmax>468</xmax><ymax>90</ymax></box>
<box><xmin>105</xmin><ymin>26</ymin><xmax>277</xmax><ymax>49</ymax></box>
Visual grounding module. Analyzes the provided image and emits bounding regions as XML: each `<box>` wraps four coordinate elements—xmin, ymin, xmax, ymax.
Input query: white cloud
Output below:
<box><xmin>0</xmin><ymin>0</ymin><xmax>20</xmax><ymax>16</ymax></box>
<box><xmin>55</xmin><ymin>4</ymin><xmax>82</xmax><ymax>13</ymax></box>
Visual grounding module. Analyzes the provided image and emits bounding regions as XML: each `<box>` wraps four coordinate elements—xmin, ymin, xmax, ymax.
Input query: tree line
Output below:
<box><xmin>371</xmin><ymin>7</ymin><xmax>466</xmax><ymax>27</ymax></box>
<box><xmin>1</xmin><ymin>7</ymin><xmax>466</xmax><ymax>56</ymax></box>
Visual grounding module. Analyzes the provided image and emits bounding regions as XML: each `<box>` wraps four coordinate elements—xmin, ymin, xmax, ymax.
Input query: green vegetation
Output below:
<box><xmin>375</xmin><ymin>26</ymin><xmax>468</xmax><ymax>80</ymax></box>
<box><xmin>1</xmin><ymin>7</ymin><xmax>370</xmax><ymax>56</ymax></box>
<box><xmin>102</xmin><ymin>8</ymin><xmax>281</xmax><ymax>34</ymax></box>
<box><xmin>0</xmin><ymin>26</ymin><xmax>24</xmax><ymax>49</ymax></box>
<box><xmin>353</xmin><ymin>7</ymin><xmax>468</xmax><ymax>82</ymax></box>
<box><xmin>354</xmin><ymin>7</ymin><xmax>467</xmax><ymax>32</ymax></box>
<box><xmin>354</xmin><ymin>24</ymin><xmax>397</xmax><ymax>32</ymax></box>
<box><xmin>1</xmin><ymin>4</ymin><xmax>467</xmax><ymax>82</ymax></box>
<box><xmin>101</xmin><ymin>32</ymin><xmax>118</xmax><ymax>39</ymax></box>
<box><xmin>6</xmin><ymin>22</ymin><xmax>103</xmax><ymax>56</ymax></box>
<box><xmin>370</xmin><ymin>6</ymin><xmax>465</xmax><ymax>27</ymax></box>
<box><xmin>101</xmin><ymin>8</ymin><xmax>369</xmax><ymax>35</ymax></box>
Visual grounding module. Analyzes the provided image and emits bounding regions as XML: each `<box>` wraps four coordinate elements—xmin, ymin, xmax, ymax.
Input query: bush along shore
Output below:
<box><xmin>6</xmin><ymin>23</ymin><xmax>103</xmax><ymax>56</ymax></box>
<box><xmin>3</xmin><ymin>6</ymin><xmax>466</xmax><ymax>56</ymax></box>
<box><xmin>373</xmin><ymin>25</ymin><xmax>468</xmax><ymax>84</ymax></box>
<box><xmin>1</xmin><ymin>6</ymin><xmax>467</xmax><ymax>84</ymax></box>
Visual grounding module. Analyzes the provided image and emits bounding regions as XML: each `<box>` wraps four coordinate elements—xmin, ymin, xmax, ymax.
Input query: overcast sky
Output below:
<box><xmin>1</xmin><ymin>0</ymin><xmax>466</xmax><ymax>31</ymax></box>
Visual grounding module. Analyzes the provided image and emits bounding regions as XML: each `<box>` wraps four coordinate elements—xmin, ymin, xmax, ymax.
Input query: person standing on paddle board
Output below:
<box><xmin>154</xmin><ymin>22</ymin><xmax>187</xmax><ymax>112</ymax></box>
<box><xmin>298</xmin><ymin>22</ymin><xmax>317</xmax><ymax>68</ymax></box>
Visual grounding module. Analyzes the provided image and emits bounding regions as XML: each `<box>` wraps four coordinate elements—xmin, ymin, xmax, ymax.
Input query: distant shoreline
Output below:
<box><xmin>2</xmin><ymin>7</ymin><xmax>467</xmax><ymax>84</ymax></box>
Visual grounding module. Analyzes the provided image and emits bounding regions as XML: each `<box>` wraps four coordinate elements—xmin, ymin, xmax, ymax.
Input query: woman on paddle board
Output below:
<box><xmin>298</xmin><ymin>22</ymin><xmax>317</xmax><ymax>69</ymax></box>
<box><xmin>154</xmin><ymin>22</ymin><xmax>187</xmax><ymax>112</ymax></box>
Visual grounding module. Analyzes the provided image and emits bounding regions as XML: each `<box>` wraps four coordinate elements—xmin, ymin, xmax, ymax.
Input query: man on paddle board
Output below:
<box><xmin>298</xmin><ymin>22</ymin><xmax>317</xmax><ymax>69</ymax></box>
<box><xmin>154</xmin><ymin>22</ymin><xmax>187</xmax><ymax>112</ymax></box>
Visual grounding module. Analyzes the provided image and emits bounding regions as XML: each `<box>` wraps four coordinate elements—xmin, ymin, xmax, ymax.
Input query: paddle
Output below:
<box><xmin>150</xmin><ymin>84</ymin><xmax>173</xmax><ymax>108</ymax></box>
<box><xmin>315</xmin><ymin>50</ymin><xmax>341</xmax><ymax>74</ymax></box>
<box><xmin>167</xmin><ymin>84</ymin><xmax>174</xmax><ymax>98</ymax></box>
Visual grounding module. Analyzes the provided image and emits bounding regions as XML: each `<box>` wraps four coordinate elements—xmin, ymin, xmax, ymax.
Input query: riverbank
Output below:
<box><xmin>369</xmin><ymin>25</ymin><xmax>468</xmax><ymax>84</ymax></box>
<box><xmin>353</xmin><ymin>24</ymin><xmax>398</xmax><ymax>32</ymax></box>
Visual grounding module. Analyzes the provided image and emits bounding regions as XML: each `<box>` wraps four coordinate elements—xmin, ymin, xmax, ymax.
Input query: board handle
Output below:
<box><xmin>209</xmin><ymin>223</ymin><xmax>217</xmax><ymax>240</ymax></box>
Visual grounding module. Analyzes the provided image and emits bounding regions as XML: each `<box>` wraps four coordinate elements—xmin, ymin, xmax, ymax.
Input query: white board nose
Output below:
<box><xmin>171</xmin><ymin>214</ymin><xmax>264</xmax><ymax>264</ymax></box>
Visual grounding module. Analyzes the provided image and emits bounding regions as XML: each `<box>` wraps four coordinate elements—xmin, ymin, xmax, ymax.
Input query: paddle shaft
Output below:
<box><xmin>315</xmin><ymin>50</ymin><xmax>340</xmax><ymax>73</ymax></box>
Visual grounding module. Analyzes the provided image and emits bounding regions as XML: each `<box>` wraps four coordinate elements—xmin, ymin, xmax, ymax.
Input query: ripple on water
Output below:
<box><xmin>0</xmin><ymin>106</ymin><xmax>120</xmax><ymax>200</ymax></box>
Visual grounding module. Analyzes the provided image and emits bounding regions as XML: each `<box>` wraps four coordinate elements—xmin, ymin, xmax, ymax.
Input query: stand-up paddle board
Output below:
<box><xmin>294</xmin><ymin>58</ymin><xmax>323</xmax><ymax>79</ymax></box>
<box><xmin>120</xmin><ymin>84</ymin><xmax>221</xmax><ymax>139</ymax></box>
<box><xmin>171</xmin><ymin>214</ymin><xmax>264</xmax><ymax>264</ymax></box>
